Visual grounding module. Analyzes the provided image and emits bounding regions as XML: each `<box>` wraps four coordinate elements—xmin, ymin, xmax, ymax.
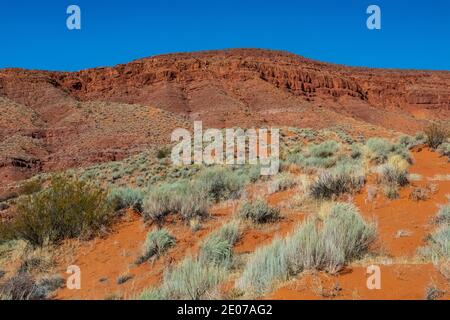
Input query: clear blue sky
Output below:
<box><xmin>1</xmin><ymin>0</ymin><xmax>449</xmax><ymax>71</ymax></box>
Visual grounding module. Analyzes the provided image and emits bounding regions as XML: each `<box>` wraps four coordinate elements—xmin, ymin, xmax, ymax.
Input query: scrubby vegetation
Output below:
<box><xmin>420</xmin><ymin>202</ymin><xmax>450</xmax><ymax>261</ymax></box>
<box><xmin>140</xmin><ymin>257</ymin><xmax>226</xmax><ymax>300</ymax></box>
<box><xmin>0</xmin><ymin>176</ymin><xmax>112</xmax><ymax>246</ymax></box>
<box><xmin>364</xmin><ymin>137</ymin><xmax>411</xmax><ymax>164</ymax></box>
<box><xmin>139</xmin><ymin>222</ymin><xmax>241</xmax><ymax>300</ymax></box>
<box><xmin>199</xmin><ymin>222</ymin><xmax>240</xmax><ymax>267</ymax></box>
<box><xmin>136</xmin><ymin>228</ymin><xmax>176</xmax><ymax>264</ymax></box>
<box><xmin>193</xmin><ymin>167</ymin><xmax>247</xmax><ymax>202</ymax></box>
<box><xmin>237</xmin><ymin>200</ymin><xmax>280</xmax><ymax>224</ymax></box>
<box><xmin>143</xmin><ymin>181</ymin><xmax>209</xmax><ymax>223</ymax></box>
<box><xmin>425</xmin><ymin>123</ymin><xmax>449</xmax><ymax>149</ymax></box>
<box><xmin>268</xmin><ymin>173</ymin><xmax>297</xmax><ymax>194</ymax></box>
<box><xmin>237</xmin><ymin>202</ymin><xmax>376</xmax><ymax>295</ymax></box>
<box><xmin>108</xmin><ymin>187</ymin><xmax>144</xmax><ymax>212</ymax></box>
<box><xmin>285</xmin><ymin>141</ymin><xmax>340</xmax><ymax>169</ymax></box>
<box><xmin>309</xmin><ymin>162</ymin><xmax>365</xmax><ymax>199</ymax></box>
<box><xmin>0</xmin><ymin>272</ymin><xmax>64</xmax><ymax>300</ymax></box>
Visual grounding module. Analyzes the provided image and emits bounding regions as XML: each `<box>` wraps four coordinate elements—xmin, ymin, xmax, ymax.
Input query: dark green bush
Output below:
<box><xmin>5</xmin><ymin>175</ymin><xmax>112</xmax><ymax>246</ymax></box>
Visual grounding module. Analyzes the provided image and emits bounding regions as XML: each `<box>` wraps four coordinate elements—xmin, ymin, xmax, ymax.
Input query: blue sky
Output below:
<box><xmin>0</xmin><ymin>0</ymin><xmax>449</xmax><ymax>71</ymax></box>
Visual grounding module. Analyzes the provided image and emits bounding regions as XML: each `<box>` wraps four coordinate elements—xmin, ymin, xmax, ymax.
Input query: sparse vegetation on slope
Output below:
<box><xmin>237</xmin><ymin>202</ymin><xmax>376</xmax><ymax>295</ymax></box>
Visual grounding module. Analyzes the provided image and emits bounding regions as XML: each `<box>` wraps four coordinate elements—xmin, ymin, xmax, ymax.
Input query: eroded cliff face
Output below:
<box><xmin>0</xmin><ymin>49</ymin><xmax>449</xmax><ymax>184</ymax></box>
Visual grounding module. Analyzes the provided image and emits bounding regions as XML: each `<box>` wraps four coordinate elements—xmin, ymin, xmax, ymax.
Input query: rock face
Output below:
<box><xmin>0</xmin><ymin>48</ymin><xmax>449</xmax><ymax>183</ymax></box>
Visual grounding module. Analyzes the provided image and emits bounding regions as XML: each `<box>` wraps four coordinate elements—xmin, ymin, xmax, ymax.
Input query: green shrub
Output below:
<box><xmin>143</xmin><ymin>182</ymin><xmax>208</xmax><ymax>223</ymax></box>
<box><xmin>268</xmin><ymin>173</ymin><xmax>297</xmax><ymax>194</ymax></box>
<box><xmin>4</xmin><ymin>176</ymin><xmax>112</xmax><ymax>246</ymax></box>
<box><xmin>425</xmin><ymin>123</ymin><xmax>449</xmax><ymax>149</ymax></box>
<box><xmin>237</xmin><ymin>203</ymin><xmax>376</xmax><ymax>294</ymax></box>
<box><xmin>137</xmin><ymin>228</ymin><xmax>176</xmax><ymax>264</ymax></box>
<box><xmin>199</xmin><ymin>222</ymin><xmax>240</xmax><ymax>267</ymax></box>
<box><xmin>351</xmin><ymin>143</ymin><xmax>363</xmax><ymax>159</ymax></box>
<box><xmin>108</xmin><ymin>187</ymin><xmax>144</xmax><ymax>212</ymax></box>
<box><xmin>365</xmin><ymin>138</ymin><xmax>393</xmax><ymax>163</ymax></box>
<box><xmin>194</xmin><ymin>167</ymin><xmax>246</xmax><ymax>202</ymax></box>
<box><xmin>309</xmin><ymin>162</ymin><xmax>365</xmax><ymax>199</ymax></box>
<box><xmin>308</xmin><ymin>141</ymin><xmax>339</xmax><ymax>158</ymax></box>
<box><xmin>237</xmin><ymin>200</ymin><xmax>280</xmax><ymax>224</ymax></box>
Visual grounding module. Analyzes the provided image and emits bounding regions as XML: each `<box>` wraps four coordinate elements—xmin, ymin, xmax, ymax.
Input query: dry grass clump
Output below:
<box><xmin>237</xmin><ymin>200</ymin><xmax>280</xmax><ymax>224</ymax></box>
<box><xmin>236</xmin><ymin>202</ymin><xmax>376</xmax><ymax>295</ymax></box>
<box><xmin>108</xmin><ymin>187</ymin><xmax>144</xmax><ymax>212</ymax></box>
<box><xmin>199</xmin><ymin>222</ymin><xmax>240</xmax><ymax>267</ymax></box>
<box><xmin>268</xmin><ymin>173</ymin><xmax>297</xmax><ymax>194</ymax></box>
<box><xmin>143</xmin><ymin>181</ymin><xmax>209</xmax><ymax>224</ymax></box>
<box><xmin>140</xmin><ymin>257</ymin><xmax>226</xmax><ymax>300</ymax></box>
<box><xmin>309</xmin><ymin>162</ymin><xmax>365</xmax><ymax>199</ymax></box>
<box><xmin>136</xmin><ymin>228</ymin><xmax>176</xmax><ymax>264</ymax></box>
<box><xmin>420</xmin><ymin>202</ymin><xmax>450</xmax><ymax>261</ymax></box>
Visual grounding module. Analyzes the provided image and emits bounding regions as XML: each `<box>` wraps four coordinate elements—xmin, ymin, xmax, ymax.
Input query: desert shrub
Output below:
<box><xmin>409</xmin><ymin>187</ymin><xmax>430</xmax><ymax>201</ymax></box>
<box><xmin>137</xmin><ymin>228</ymin><xmax>176</xmax><ymax>264</ymax></box>
<box><xmin>4</xmin><ymin>176</ymin><xmax>112</xmax><ymax>246</ymax></box>
<box><xmin>436</xmin><ymin>204</ymin><xmax>450</xmax><ymax>224</ymax></box>
<box><xmin>422</xmin><ymin>225</ymin><xmax>450</xmax><ymax>260</ymax></box>
<box><xmin>143</xmin><ymin>181</ymin><xmax>209</xmax><ymax>223</ymax></box>
<box><xmin>0</xmin><ymin>273</ymin><xmax>44</xmax><ymax>300</ymax></box>
<box><xmin>383</xmin><ymin>184</ymin><xmax>399</xmax><ymax>199</ymax></box>
<box><xmin>19</xmin><ymin>180</ymin><xmax>42</xmax><ymax>196</ymax></box>
<box><xmin>237</xmin><ymin>202</ymin><xmax>376</xmax><ymax>294</ymax></box>
<box><xmin>285</xmin><ymin>141</ymin><xmax>340</xmax><ymax>170</ymax></box>
<box><xmin>378</xmin><ymin>164</ymin><xmax>409</xmax><ymax>187</ymax></box>
<box><xmin>237</xmin><ymin>200</ymin><xmax>280</xmax><ymax>224</ymax></box>
<box><xmin>108</xmin><ymin>187</ymin><xmax>144</xmax><ymax>212</ymax></box>
<box><xmin>319</xmin><ymin>203</ymin><xmax>377</xmax><ymax>272</ymax></box>
<box><xmin>157</xmin><ymin>257</ymin><xmax>226</xmax><ymax>300</ymax></box>
<box><xmin>156</xmin><ymin>147</ymin><xmax>171</xmax><ymax>159</ymax></box>
<box><xmin>236</xmin><ymin>238</ymin><xmax>289</xmax><ymax>295</ymax></box>
<box><xmin>35</xmin><ymin>275</ymin><xmax>65</xmax><ymax>297</ymax></box>
<box><xmin>199</xmin><ymin>222</ymin><xmax>240</xmax><ymax>267</ymax></box>
<box><xmin>268</xmin><ymin>173</ymin><xmax>297</xmax><ymax>194</ymax></box>
<box><xmin>351</xmin><ymin>143</ymin><xmax>363</xmax><ymax>159</ymax></box>
<box><xmin>308</xmin><ymin>141</ymin><xmax>339</xmax><ymax>158</ymax></box>
<box><xmin>425</xmin><ymin>285</ymin><xmax>445</xmax><ymax>300</ymax></box>
<box><xmin>309</xmin><ymin>162</ymin><xmax>365</xmax><ymax>199</ymax></box>
<box><xmin>193</xmin><ymin>167</ymin><xmax>246</xmax><ymax>202</ymax></box>
<box><xmin>420</xmin><ymin>203</ymin><xmax>450</xmax><ymax>261</ymax></box>
<box><xmin>397</xmin><ymin>135</ymin><xmax>422</xmax><ymax>149</ymax></box>
<box><xmin>364</xmin><ymin>138</ymin><xmax>393</xmax><ymax>163</ymax></box>
<box><xmin>425</xmin><ymin>123</ymin><xmax>449</xmax><ymax>149</ymax></box>
<box><xmin>438</xmin><ymin>142</ymin><xmax>450</xmax><ymax>157</ymax></box>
